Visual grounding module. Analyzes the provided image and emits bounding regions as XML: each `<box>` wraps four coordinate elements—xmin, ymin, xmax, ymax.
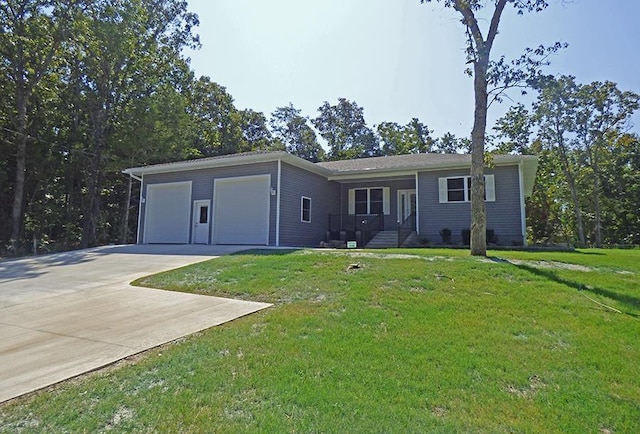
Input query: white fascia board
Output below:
<box><xmin>123</xmin><ymin>152</ymin><xmax>332</xmax><ymax>178</ymax></box>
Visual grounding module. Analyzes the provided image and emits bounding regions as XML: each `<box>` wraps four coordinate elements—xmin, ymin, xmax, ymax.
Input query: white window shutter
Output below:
<box><xmin>383</xmin><ymin>187</ymin><xmax>390</xmax><ymax>215</ymax></box>
<box><xmin>485</xmin><ymin>174</ymin><xmax>496</xmax><ymax>202</ymax></box>
<box><xmin>438</xmin><ymin>178</ymin><xmax>448</xmax><ymax>203</ymax></box>
<box><xmin>348</xmin><ymin>189</ymin><xmax>355</xmax><ymax>214</ymax></box>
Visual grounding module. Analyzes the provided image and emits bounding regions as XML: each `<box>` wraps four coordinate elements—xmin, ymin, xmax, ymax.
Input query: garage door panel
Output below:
<box><xmin>144</xmin><ymin>182</ymin><xmax>191</xmax><ymax>244</ymax></box>
<box><xmin>214</xmin><ymin>175</ymin><xmax>269</xmax><ymax>245</ymax></box>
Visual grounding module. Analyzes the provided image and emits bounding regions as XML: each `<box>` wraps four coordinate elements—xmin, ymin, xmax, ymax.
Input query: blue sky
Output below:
<box><xmin>183</xmin><ymin>0</ymin><xmax>640</xmax><ymax>140</ymax></box>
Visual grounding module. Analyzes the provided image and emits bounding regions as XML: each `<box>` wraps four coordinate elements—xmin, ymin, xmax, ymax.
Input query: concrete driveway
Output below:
<box><xmin>0</xmin><ymin>244</ymin><xmax>271</xmax><ymax>403</ymax></box>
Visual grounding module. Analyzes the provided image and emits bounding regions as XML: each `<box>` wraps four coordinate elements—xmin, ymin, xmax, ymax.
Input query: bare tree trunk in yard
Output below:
<box><xmin>470</xmin><ymin>58</ymin><xmax>488</xmax><ymax>256</ymax></box>
<box><xmin>454</xmin><ymin>0</ymin><xmax>507</xmax><ymax>256</ymax></box>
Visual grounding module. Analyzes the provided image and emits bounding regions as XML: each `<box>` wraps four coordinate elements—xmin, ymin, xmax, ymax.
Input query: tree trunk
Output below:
<box><xmin>10</xmin><ymin>85</ymin><xmax>28</xmax><ymax>246</ymax></box>
<box><xmin>557</xmin><ymin>141</ymin><xmax>586</xmax><ymax>247</ymax></box>
<box><xmin>591</xmin><ymin>149</ymin><xmax>603</xmax><ymax>247</ymax></box>
<box><xmin>80</xmin><ymin>110</ymin><xmax>106</xmax><ymax>249</ymax></box>
<box><xmin>469</xmin><ymin>57</ymin><xmax>489</xmax><ymax>256</ymax></box>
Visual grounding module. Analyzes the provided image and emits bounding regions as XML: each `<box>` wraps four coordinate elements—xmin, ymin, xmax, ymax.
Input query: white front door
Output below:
<box><xmin>192</xmin><ymin>200</ymin><xmax>210</xmax><ymax>244</ymax></box>
<box><xmin>397</xmin><ymin>190</ymin><xmax>417</xmax><ymax>223</ymax></box>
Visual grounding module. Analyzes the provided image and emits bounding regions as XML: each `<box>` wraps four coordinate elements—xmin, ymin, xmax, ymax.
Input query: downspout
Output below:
<box><xmin>276</xmin><ymin>159</ymin><xmax>281</xmax><ymax>247</ymax></box>
<box><xmin>415</xmin><ymin>172</ymin><xmax>420</xmax><ymax>234</ymax></box>
<box><xmin>518</xmin><ymin>162</ymin><xmax>527</xmax><ymax>246</ymax></box>
<box><xmin>136</xmin><ymin>173</ymin><xmax>144</xmax><ymax>244</ymax></box>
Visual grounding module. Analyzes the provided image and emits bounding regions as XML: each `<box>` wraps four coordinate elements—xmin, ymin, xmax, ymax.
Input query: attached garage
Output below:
<box><xmin>213</xmin><ymin>174</ymin><xmax>270</xmax><ymax>245</ymax></box>
<box><xmin>144</xmin><ymin>181</ymin><xmax>192</xmax><ymax>244</ymax></box>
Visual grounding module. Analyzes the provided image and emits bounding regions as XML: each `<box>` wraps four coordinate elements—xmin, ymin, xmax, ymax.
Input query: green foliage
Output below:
<box><xmin>2</xmin><ymin>248</ymin><xmax>639</xmax><ymax>432</ymax></box>
<box><xmin>312</xmin><ymin>98</ymin><xmax>380</xmax><ymax>160</ymax></box>
<box><xmin>377</xmin><ymin>118</ymin><xmax>436</xmax><ymax>155</ymax></box>
<box><xmin>270</xmin><ymin>104</ymin><xmax>325</xmax><ymax>162</ymax></box>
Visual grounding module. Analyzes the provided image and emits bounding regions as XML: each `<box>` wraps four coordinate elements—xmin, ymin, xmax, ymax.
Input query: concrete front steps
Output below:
<box><xmin>366</xmin><ymin>230</ymin><xmax>419</xmax><ymax>248</ymax></box>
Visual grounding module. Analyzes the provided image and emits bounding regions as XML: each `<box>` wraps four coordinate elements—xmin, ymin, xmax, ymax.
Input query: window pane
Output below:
<box><xmin>447</xmin><ymin>177</ymin><xmax>465</xmax><ymax>202</ymax></box>
<box><xmin>448</xmin><ymin>190</ymin><xmax>465</xmax><ymax>202</ymax></box>
<box><xmin>354</xmin><ymin>189</ymin><xmax>368</xmax><ymax>214</ymax></box>
<box><xmin>370</xmin><ymin>188</ymin><xmax>383</xmax><ymax>201</ymax></box>
<box><xmin>302</xmin><ymin>197</ymin><xmax>311</xmax><ymax>222</ymax></box>
<box><xmin>447</xmin><ymin>178</ymin><xmax>464</xmax><ymax>190</ymax></box>
<box><xmin>355</xmin><ymin>202</ymin><xmax>368</xmax><ymax>214</ymax></box>
<box><xmin>354</xmin><ymin>189</ymin><xmax>367</xmax><ymax>201</ymax></box>
<box><xmin>370</xmin><ymin>201</ymin><xmax>383</xmax><ymax>215</ymax></box>
<box><xmin>199</xmin><ymin>206</ymin><xmax>208</xmax><ymax>224</ymax></box>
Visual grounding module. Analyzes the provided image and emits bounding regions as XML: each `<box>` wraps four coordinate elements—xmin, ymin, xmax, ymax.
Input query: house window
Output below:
<box><xmin>301</xmin><ymin>196</ymin><xmax>311</xmax><ymax>223</ymax></box>
<box><xmin>439</xmin><ymin>175</ymin><xmax>495</xmax><ymax>203</ymax></box>
<box><xmin>349</xmin><ymin>187</ymin><xmax>389</xmax><ymax>215</ymax></box>
<box><xmin>447</xmin><ymin>177</ymin><xmax>466</xmax><ymax>202</ymax></box>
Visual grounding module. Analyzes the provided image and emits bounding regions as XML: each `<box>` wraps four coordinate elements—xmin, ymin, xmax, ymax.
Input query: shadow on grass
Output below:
<box><xmin>231</xmin><ymin>248</ymin><xmax>301</xmax><ymax>256</ymax></box>
<box><xmin>493</xmin><ymin>258</ymin><xmax>640</xmax><ymax>318</ymax></box>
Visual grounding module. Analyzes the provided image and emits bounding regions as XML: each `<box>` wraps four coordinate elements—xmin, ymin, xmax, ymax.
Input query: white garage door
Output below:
<box><xmin>144</xmin><ymin>181</ymin><xmax>191</xmax><ymax>244</ymax></box>
<box><xmin>214</xmin><ymin>175</ymin><xmax>270</xmax><ymax>245</ymax></box>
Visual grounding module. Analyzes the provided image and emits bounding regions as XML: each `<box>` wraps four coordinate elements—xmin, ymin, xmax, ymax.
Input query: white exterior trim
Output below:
<box><xmin>518</xmin><ymin>162</ymin><xmax>528</xmax><ymax>246</ymax></box>
<box><xmin>415</xmin><ymin>172</ymin><xmax>420</xmax><ymax>234</ymax></box>
<box><xmin>276</xmin><ymin>159</ymin><xmax>281</xmax><ymax>247</ymax></box>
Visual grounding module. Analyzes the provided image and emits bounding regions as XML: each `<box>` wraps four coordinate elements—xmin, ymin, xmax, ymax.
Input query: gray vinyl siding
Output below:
<box><xmin>339</xmin><ymin>178</ymin><xmax>416</xmax><ymax>230</ymax></box>
<box><xmin>140</xmin><ymin>162</ymin><xmax>279</xmax><ymax>245</ymax></box>
<box><xmin>417</xmin><ymin>165</ymin><xmax>524</xmax><ymax>245</ymax></box>
<box><xmin>279</xmin><ymin>162</ymin><xmax>340</xmax><ymax>247</ymax></box>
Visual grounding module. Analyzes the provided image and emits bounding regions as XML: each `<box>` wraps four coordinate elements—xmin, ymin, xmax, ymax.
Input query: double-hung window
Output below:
<box><xmin>348</xmin><ymin>187</ymin><xmax>390</xmax><ymax>215</ymax></box>
<box><xmin>301</xmin><ymin>196</ymin><xmax>311</xmax><ymax>223</ymax></box>
<box><xmin>438</xmin><ymin>175</ymin><xmax>495</xmax><ymax>203</ymax></box>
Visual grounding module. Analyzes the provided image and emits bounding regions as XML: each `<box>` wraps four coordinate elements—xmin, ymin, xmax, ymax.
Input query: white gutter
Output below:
<box><xmin>275</xmin><ymin>159</ymin><xmax>281</xmax><ymax>247</ymax></box>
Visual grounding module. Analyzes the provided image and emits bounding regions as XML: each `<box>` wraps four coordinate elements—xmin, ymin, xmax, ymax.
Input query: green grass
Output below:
<box><xmin>1</xmin><ymin>248</ymin><xmax>639</xmax><ymax>433</ymax></box>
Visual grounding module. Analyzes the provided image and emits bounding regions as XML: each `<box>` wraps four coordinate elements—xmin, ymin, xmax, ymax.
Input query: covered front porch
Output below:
<box><xmin>326</xmin><ymin>177</ymin><xmax>418</xmax><ymax>248</ymax></box>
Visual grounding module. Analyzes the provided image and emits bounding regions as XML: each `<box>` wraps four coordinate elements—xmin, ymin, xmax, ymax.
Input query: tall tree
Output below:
<box><xmin>312</xmin><ymin>98</ymin><xmax>379</xmax><ymax>160</ymax></box>
<box><xmin>533</xmin><ymin>75</ymin><xmax>586</xmax><ymax>247</ymax></box>
<box><xmin>421</xmin><ymin>0</ymin><xmax>559</xmax><ymax>255</ymax></box>
<box><xmin>67</xmin><ymin>0</ymin><xmax>199</xmax><ymax>248</ymax></box>
<box><xmin>573</xmin><ymin>81</ymin><xmax>639</xmax><ymax>247</ymax></box>
<box><xmin>270</xmin><ymin>104</ymin><xmax>325</xmax><ymax>162</ymax></box>
<box><xmin>0</xmin><ymin>0</ymin><xmax>73</xmax><ymax>247</ymax></box>
<box><xmin>238</xmin><ymin>109</ymin><xmax>281</xmax><ymax>152</ymax></box>
<box><xmin>188</xmin><ymin>77</ymin><xmax>245</xmax><ymax>157</ymax></box>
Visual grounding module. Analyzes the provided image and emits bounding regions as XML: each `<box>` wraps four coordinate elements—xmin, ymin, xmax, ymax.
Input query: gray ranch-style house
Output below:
<box><xmin>123</xmin><ymin>151</ymin><xmax>538</xmax><ymax>248</ymax></box>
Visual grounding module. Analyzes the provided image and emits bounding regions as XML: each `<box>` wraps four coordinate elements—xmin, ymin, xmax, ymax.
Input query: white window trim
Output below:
<box><xmin>348</xmin><ymin>187</ymin><xmax>390</xmax><ymax>215</ymax></box>
<box><xmin>438</xmin><ymin>175</ymin><xmax>495</xmax><ymax>203</ymax></box>
<box><xmin>301</xmin><ymin>196</ymin><xmax>311</xmax><ymax>223</ymax></box>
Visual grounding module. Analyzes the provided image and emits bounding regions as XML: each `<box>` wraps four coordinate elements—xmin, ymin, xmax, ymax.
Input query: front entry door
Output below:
<box><xmin>398</xmin><ymin>190</ymin><xmax>416</xmax><ymax>223</ymax></box>
<box><xmin>192</xmin><ymin>200</ymin><xmax>210</xmax><ymax>244</ymax></box>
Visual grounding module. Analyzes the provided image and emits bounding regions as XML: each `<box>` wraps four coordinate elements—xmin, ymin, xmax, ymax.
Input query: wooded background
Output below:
<box><xmin>1</xmin><ymin>0</ymin><xmax>638</xmax><ymax>255</ymax></box>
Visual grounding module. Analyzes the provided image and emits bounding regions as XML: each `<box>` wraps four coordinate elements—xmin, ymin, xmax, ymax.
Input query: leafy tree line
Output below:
<box><xmin>2</xmin><ymin>1</ymin><xmax>637</xmax><ymax>255</ymax></box>
<box><xmin>492</xmin><ymin>76</ymin><xmax>640</xmax><ymax>247</ymax></box>
<box><xmin>0</xmin><ymin>0</ymin><xmax>471</xmax><ymax>255</ymax></box>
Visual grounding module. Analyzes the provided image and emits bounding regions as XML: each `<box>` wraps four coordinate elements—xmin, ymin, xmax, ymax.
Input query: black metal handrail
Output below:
<box><xmin>397</xmin><ymin>212</ymin><xmax>416</xmax><ymax>247</ymax></box>
<box><xmin>327</xmin><ymin>214</ymin><xmax>384</xmax><ymax>247</ymax></box>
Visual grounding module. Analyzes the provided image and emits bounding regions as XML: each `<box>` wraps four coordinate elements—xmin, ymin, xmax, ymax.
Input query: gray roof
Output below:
<box><xmin>318</xmin><ymin>153</ymin><xmax>475</xmax><ymax>172</ymax></box>
<box><xmin>124</xmin><ymin>151</ymin><xmax>538</xmax><ymax>195</ymax></box>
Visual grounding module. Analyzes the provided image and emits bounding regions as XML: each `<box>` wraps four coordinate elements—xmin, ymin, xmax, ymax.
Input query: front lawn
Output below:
<box><xmin>1</xmin><ymin>248</ymin><xmax>639</xmax><ymax>433</ymax></box>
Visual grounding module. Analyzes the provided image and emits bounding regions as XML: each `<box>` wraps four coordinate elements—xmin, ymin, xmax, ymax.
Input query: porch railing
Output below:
<box><xmin>327</xmin><ymin>214</ymin><xmax>384</xmax><ymax>247</ymax></box>
<box><xmin>397</xmin><ymin>212</ymin><xmax>416</xmax><ymax>247</ymax></box>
